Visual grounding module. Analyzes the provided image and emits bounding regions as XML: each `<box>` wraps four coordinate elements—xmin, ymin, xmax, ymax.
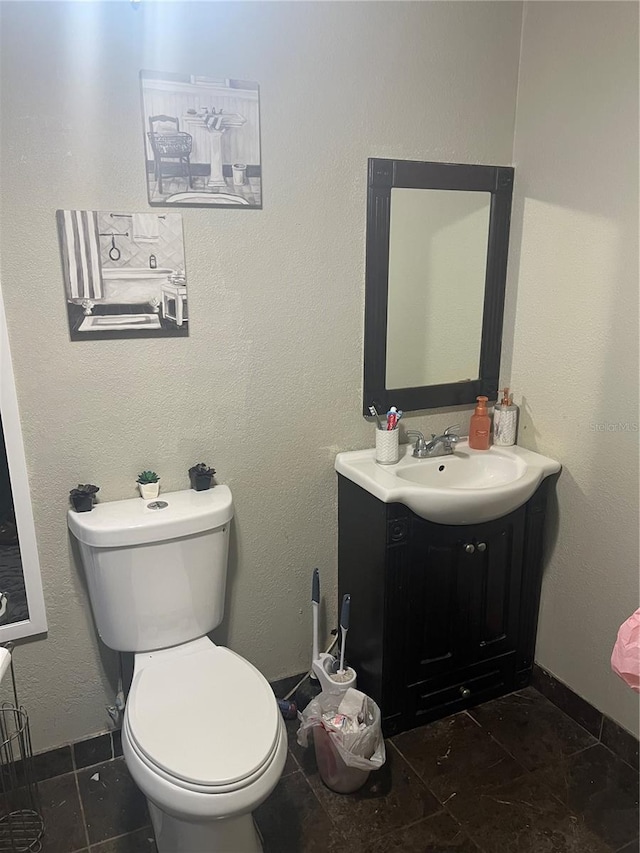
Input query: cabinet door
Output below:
<box><xmin>406</xmin><ymin>510</ymin><xmax>525</xmax><ymax>686</ymax></box>
<box><xmin>466</xmin><ymin>512</ymin><xmax>525</xmax><ymax>663</ymax></box>
<box><xmin>405</xmin><ymin>522</ymin><xmax>468</xmax><ymax>685</ymax></box>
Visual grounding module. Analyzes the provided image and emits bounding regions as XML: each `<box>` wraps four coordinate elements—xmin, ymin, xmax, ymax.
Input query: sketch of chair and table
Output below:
<box><xmin>147</xmin><ymin>115</ymin><xmax>194</xmax><ymax>195</ymax></box>
<box><xmin>140</xmin><ymin>72</ymin><xmax>261</xmax><ymax>207</ymax></box>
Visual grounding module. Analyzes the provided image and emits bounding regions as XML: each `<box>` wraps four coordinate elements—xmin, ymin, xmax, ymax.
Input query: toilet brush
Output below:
<box><xmin>330</xmin><ymin>595</ymin><xmax>352</xmax><ymax>683</ymax></box>
<box><xmin>338</xmin><ymin>594</ymin><xmax>350</xmax><ymax>673</ymax></box>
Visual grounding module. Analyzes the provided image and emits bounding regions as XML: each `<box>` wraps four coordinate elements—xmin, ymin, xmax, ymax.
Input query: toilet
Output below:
<box><xmin>68</xmin><ymin>487</ymin><xmax>286</xmax><ymax>853</ymax></box>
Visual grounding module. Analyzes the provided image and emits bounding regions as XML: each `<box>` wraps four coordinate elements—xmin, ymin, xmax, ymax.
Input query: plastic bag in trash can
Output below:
<box><xmin>297</xmin><ymin>688</ymin><xmax>386</xmax><ymax>771</ymax></box>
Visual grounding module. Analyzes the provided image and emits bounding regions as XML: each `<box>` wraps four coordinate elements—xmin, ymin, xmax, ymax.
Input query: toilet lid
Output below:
<box><xmin>127</xmin><ymin>645</ymin><xmax>280</xmax><ymax>788</ymax></box>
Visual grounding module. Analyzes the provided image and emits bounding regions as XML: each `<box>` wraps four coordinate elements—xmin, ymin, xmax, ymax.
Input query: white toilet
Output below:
<box><xmin>68</xmin><ymin>487</ymin><xmax>287</xmax><ymax>853</ymax></box>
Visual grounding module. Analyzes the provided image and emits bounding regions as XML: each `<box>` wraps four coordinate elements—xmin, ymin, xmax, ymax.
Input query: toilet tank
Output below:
<box><xmin>68</xmin><ymin>487</ymin><xmax>233</xmax><ymax>652</ymax></box>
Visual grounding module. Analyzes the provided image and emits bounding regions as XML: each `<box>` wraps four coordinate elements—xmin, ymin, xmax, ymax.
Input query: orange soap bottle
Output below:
<box><xmin>469</xmin><ymin>395</ymin><xmax>491</xmax><ymax>450</ymax></box>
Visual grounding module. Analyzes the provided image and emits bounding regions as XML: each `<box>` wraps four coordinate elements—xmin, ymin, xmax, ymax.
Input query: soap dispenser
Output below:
<box><xmin>493</xmin><ymin>387</ymin><xmax>519</xmax><ymax>446</ymax></box>
<box><xmin>469</xmin><ymin>396</ymin><xmax>491</xmax><ymax>450</ymax></box>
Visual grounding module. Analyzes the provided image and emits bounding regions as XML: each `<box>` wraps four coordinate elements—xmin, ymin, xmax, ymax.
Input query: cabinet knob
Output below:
<box><xmin>477</xmin><ymin>542</ymin><xmax>487</xmax><ymax>552</ymax></box>
<box><xmin>464</xmin><ymin>543</ymin><xmax>475</xmax><ymax>554</ymax></box>
<box><xmin>460</xmin><ymin>686</ymin><xmax>471</xmax><ymax>699</ymax></box>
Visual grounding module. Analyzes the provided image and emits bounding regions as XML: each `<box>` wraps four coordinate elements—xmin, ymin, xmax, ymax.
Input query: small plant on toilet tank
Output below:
<box><xmin>69</xmin><ymin>484</ymin><xmax>99</xmax><ymax>512</ymax></box>
<box><xmin>188</xmin><ymin>463</ymin><xmax>216</xmax><ymax>491</ymax></box>
<box><xmin>136</xmin><ymin>471</ymin><xmax>160</xmax><ymax>500</ymax></box>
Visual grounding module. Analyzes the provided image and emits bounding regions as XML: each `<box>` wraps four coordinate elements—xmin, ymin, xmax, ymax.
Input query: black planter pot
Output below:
<box><xmin>71</xmin><ymin>495</ymin><xmax>93</xmax><ymax>512</ymax></box>
<box><xmin>190</xmin><ymin>473</ymin><xmax>213</xmax><ymax>491</ymax></box>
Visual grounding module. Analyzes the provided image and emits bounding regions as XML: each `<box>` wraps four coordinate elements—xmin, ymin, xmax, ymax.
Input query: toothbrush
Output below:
<box><xmin>338</xmin><ymin>594</ymin><xmax>350</xmax><ymax>674</ymax></box>
<box><xmin>368</xmin><ymin>404</ymin><xmax>384</xmax><ymax>430</ymax></box>
<box><xmin>310</xmin><ymin>568</ymin><xmax>320</xmax><ymax>680</ymax></box>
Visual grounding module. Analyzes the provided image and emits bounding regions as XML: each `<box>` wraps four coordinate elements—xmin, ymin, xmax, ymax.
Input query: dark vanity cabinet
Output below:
<box><xmin>337</xmin><ymin>475</ymin><xmax>553</xmax><ymax>736</ymax></box>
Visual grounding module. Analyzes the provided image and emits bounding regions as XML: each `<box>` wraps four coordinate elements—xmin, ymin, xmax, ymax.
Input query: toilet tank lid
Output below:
<box><xmin>67</xmin><ymin>486</ymin><xmax>233</xmax><ymax>548</ymax></box>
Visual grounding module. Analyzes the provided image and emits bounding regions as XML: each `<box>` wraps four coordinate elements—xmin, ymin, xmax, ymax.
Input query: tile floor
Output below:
<box><xmin>38</xmin><ymin>687</ymin><xmax>638</xmax><ymax>853</ymax></box>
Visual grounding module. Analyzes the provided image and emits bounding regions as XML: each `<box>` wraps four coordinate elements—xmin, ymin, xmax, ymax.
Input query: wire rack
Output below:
<box><xmin>0</xmin><ymin>646</ymin><xmax>43</xmax><ymax>853</ymax></box>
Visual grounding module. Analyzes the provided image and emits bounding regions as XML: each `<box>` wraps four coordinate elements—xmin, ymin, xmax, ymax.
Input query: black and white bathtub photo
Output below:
<box><xmin>56</xmin><ymin>210</ymin><xmax>188</xmax><ymax>340</ymax></box>
<box><xmin>140</xmin><ymin>71</ymin><xmax>261</xmax><ymax>208</ymax></box>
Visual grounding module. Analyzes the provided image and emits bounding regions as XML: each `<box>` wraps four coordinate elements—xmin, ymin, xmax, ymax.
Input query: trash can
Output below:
<box><xmin>312</xmin><ymin>724</ymin><xmax>371</xmax><ymax>793</ymax></box>
<box><xmin>297</xmin><ymin>688</ymin><xmax>386</xmax><ymax>794</ymax></box>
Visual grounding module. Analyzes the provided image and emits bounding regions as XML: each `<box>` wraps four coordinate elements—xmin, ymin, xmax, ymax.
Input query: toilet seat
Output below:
<box><xmin>126</xmin><ymin>640</ymin><xmax>280</xmax><ymax>793</ymax></box>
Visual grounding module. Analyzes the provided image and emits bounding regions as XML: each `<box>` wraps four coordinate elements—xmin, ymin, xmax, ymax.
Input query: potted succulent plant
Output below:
<box><xmin>70</xmin><ymin>484</ymin><xmax>99</xmax><ymax>512</ymax></box>
<box><xmin>188</xmin><ymin>463</ymin><xmax>216</xmax><ymax>491</ymax></box>
<box><xmin>137</xmin><ymin>471</ymin><xmax>160</xmax><ymax>500</ymax></box>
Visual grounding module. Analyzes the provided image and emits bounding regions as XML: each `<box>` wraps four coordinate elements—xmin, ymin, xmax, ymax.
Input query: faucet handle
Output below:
<box><xmin>444</xmin><ymin>424</ymin><xmax>460</xmax><ymax>436</ymax></box>
<box><xmin>406</xmin><ymin>430</ymin><xmax>429</xmax><ymax>458</ymax></box>
<box><xmin>406</xmin><ymin>430</ymin><xmax>427</xmax><ymax>451</ymax></box>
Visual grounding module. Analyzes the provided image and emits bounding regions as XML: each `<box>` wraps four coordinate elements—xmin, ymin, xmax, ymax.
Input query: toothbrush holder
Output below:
<box><xmin>375</xmin><ymin>428</ymin><xmax>399</xmax><ymax>465</ymax></box>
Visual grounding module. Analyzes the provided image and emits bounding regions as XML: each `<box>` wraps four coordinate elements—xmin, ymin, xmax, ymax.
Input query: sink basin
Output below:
<box><xmin>396</xmin><ymin>450</ymin><xmax>524</xmax><ymax>490</ymax></box>
<box><xmin>335</xmin><ymin>440</ymin><xmax>560</xmax><ymax>525</ymax></box>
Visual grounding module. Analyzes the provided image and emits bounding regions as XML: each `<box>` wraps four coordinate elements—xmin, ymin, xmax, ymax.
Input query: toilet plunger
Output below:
<box><xmin>310</xmin><ymin>568</ymin><xmax>320</xmax><ymax>680</ymax></box>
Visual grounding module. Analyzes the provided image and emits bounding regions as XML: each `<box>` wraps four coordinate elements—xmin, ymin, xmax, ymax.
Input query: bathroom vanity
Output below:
<box><xmin>352</xmin><ymin>155</ymin><xmax>560</xmax><ymax>735</ymax></box>
<box><xmin>336</xmin><ymin>443</ymin><xmax>560</xmax><ymax>737</ymax></box>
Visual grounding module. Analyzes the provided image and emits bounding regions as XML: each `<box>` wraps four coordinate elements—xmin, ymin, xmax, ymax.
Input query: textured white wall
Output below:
<box><xmin>504</xmin><ymin>2</ymin><xmax>639</xmax><ymax>735</ymax></box>
<box><xmin>0</xmin><ymin>1</ymin><xmax>522</xmax><ymax>751</ymax></box>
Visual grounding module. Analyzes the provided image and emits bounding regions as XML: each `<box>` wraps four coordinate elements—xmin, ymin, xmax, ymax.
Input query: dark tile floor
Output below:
<box><xmin>38</xmin><ymin>687</ymin><xmax>638</xmax><ymax>853</ymax></box>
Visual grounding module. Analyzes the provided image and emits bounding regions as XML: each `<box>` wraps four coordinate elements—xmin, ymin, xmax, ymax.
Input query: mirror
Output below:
<box><xmin>387</xmin><ymin>188</ymin><xmax>491</xmax><ymax>388</ymax></box>
<box><xmin>0</xmin><ymin>285</ymin><xmax>47</xmax><ymax>641</ymax></box>
<box><xmin>363</xmin><ymin>158</ymin><xmax>514</xmax><ymax>414</ymax></box>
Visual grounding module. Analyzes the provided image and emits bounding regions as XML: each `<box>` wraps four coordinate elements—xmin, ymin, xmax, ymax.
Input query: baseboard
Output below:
<box><xmin>30</xmin><ymin>729</ymin><xmax>123</xmax><ymax>783</ymax></box>
<box><xmin>533</xmin><ymin>663</ymin><xmax>639</xmax><ymax>770</ymax></box>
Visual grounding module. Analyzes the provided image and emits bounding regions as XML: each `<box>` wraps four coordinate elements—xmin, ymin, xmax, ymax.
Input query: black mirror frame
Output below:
<box><xmin>363</xmin><ymin>158</ymin><xmax>514</xmax><ymax>415</ymax></box>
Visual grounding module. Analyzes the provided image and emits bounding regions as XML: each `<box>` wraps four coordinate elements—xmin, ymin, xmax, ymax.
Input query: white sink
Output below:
<box><xmin>335</xmin><ymin>441</ymin><xmax>560</xmax><ymax>525</ymax></box>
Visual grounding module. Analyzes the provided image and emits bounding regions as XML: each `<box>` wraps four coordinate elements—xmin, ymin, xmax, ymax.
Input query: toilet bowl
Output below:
<box><xmin>122</xmin><ymin>638</ymin><xmax>286</xmax><ymax>852</ymax></box>
<box><xmin>67</xmin><ymin>488</ymin><xmax>286</xmax><ymax>852</ymax></box>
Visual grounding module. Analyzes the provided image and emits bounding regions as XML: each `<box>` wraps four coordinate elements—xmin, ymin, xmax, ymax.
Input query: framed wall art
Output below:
<box><xmin>56</xmin><ymin>210</ymin><xmax>188</xmax><ymax>340</ymax></box>
<box><xmin>140</xmin><ymin>71</ymin><xmax>262</xmax><ymax>208</ymax></box>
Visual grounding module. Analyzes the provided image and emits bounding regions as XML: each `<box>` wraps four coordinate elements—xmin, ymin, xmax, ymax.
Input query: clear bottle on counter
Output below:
<box><xmin>493</xmin><ymin>387</ymin><xmax>519</xmax><ymax>446</ymax></box>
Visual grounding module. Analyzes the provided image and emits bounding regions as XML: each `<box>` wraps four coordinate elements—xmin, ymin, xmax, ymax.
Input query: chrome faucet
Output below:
<box><xmin>406</xmin><ymin>425</ymin><xmax>461</xmax><ymax>459</ymax></box>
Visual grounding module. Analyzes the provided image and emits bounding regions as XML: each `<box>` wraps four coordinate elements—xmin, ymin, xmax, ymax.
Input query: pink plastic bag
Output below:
<box><xmin>611</xmin><ymin>608</ymin><xmax>640</xmax><ymax>692</ymax></box>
